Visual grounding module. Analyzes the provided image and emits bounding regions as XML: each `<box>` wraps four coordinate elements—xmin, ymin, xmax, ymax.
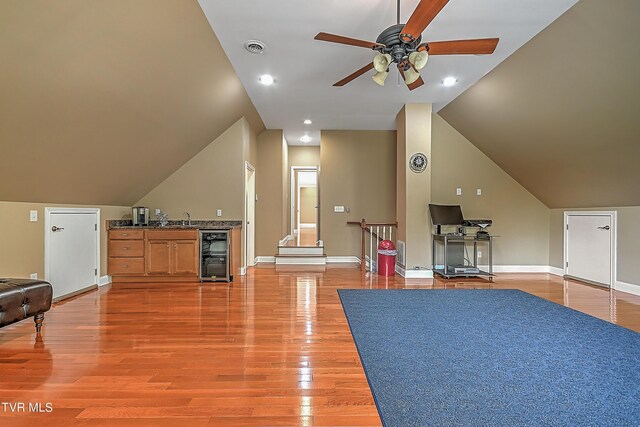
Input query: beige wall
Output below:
<box><xmin>255</xmin><ymin>130</ymin><xmax>287</xmax><ymax>256</ymax></box>
<box><xmin>300</xmin><ymin>187</ymin><xmax>317</xmax><ymax>224</ymax></box>
<box><xmin>320</xmin><ymin>130</ymin><xmax>396</xmax><ymax>257</ymax></box>
<box><xmin>397</xmin><ymin>104</ymin><xmax>433</xmax><ymax>269</ymax></box>
<box><xmin>282</xmin><ymin>136</ymin><xmax>289</xmax><ymax>238</ymax></box>
<box><xmin>0</xmin><ymin>0</ymin><xmax>263</xmax><ymax>207</ymax></box>
<box><xmin>136</xmin><ymin>118</ymin><xmax>247</xmax><ymax>220</ymax></box>
<box><xmin>431</xmin><ymin>114</ymin><xmax>550</xmax><ymax>266</ymax></box>
<box><xmin>0</xmin><ymin>201</ymin><xmax>130</xmax><ymax>279</ymax></box>
<box><xmin>549</xmin><ymin>207</ymin><xmax>640</xmax><ymax>287</ymax></box>
<box><xmin>289</xmin><ymin>146</ymin><xmax>321</xmax><ymax>168</ymax></box>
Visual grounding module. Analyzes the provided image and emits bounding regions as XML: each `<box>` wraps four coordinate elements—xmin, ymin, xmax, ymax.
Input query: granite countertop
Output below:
<box><xmin>107</xmin><ymin>220</ymin><xmax>242</xmax><ymax>229</ymax></box>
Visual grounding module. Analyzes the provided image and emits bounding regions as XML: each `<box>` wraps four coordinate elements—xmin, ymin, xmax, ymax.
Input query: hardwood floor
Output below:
<box><xmin>1</xmin><ymin>266</ymin><xmax>639</xmax><ymax>426</ymax></box>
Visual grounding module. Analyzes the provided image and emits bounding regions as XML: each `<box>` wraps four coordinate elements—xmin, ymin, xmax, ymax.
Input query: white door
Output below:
<box><xmin>566</xmin><ymin>214</ymin><xmax>613</xmax><ymax>286</ymax></box>
<box><xmin>245</xmin><ymin>165</ymin><xmax>256</xmax><ymax>267</ymax></box>
<box><xmin>47</xmin><ymin>211</ymin><xmax>99</xmax><ymax>299</ymax></box>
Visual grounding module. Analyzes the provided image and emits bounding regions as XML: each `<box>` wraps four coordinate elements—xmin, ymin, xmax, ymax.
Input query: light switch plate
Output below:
<box><xmin>30</xmin><ymin>210</ymin><xmax>38</xmax><ymax>222</ymax></box>
<box><xmin>216</xmin><ymin>209</ymin><xmax>222</xmax><ymax>217</ymax></box>
<box><xmin>334</xmin><ymin>206</ymin><xmax>345</xmax><ymax>213</ymax></box>
<box><xmin>456</xmin><ymin>188</ymin><xmax>462</xmax><ymax>196</ymax></box>
<box><xmin>477</xmin><ymin>189</ymin><xmax>482</xmax><ymax>196</ymax></box>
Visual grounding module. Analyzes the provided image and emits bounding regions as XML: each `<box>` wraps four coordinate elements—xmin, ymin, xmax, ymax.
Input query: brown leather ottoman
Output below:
<box><xmin>0</xmin><ymin>278</ymin><xmax>53</xmax><ymax>333</ymax></box>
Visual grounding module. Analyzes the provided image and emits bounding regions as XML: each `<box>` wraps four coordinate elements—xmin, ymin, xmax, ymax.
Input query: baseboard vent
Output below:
<box><xmin>396</xmin><ymin>240</ymin><xmax>406</xmax><ymax>267</ymax></box>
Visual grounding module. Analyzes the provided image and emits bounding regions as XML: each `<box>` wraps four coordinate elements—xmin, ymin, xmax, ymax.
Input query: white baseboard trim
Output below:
<box><xmin>255</xmin><ymin>256</ymin><xmax>276</xmax><ymax>263</ymax></box>
<box><xmin>548</xmin><ymin>266</ymin><xmax>564</xmax><ymax>276</ymax></box>
<box><xmin>278</xmin><ymin>235</ymin><xmax>293</xmax><ymax>246</ymax></box>
<box><xmin>327</xmin><ymin>256</ymin><xmax>360</xmax><ymax>264</ymax></box>
<box><xmin>299</xmin><ymin>223</ymin><xmax>316</xmax><ymax>229</ymax></box>
<box><xmin>395</xmin><ymin>265</ymin><xmax>433</xmax><ymax>279</ymax></box>
<box><xmin>615</xmin><ymin>280</ymin><xmax>640</xmax><ymax>297</ymax></box>
<box><xmin>488</xmin><ymin>265</ymin><xmax>555</xmax><ymax>274</ymax></box>
<box><xmin>418</xmin><ymin>265</ymin><xmax>564</xmax><ymax>278</ymax></box>
<box><xmin>99</xmin><ymin>275</ymin><xmax>111</xmax><ymax>286</ymax></box>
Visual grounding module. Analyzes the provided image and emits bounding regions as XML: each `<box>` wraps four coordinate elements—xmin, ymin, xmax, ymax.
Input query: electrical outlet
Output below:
<box><xmin>216</xmin><ymin>209</ymin><xmax>222</xmax><ymax>217</ymax></box>
<box><xmin>155</xmin><ymin>209</ymin><xmax>161</xmax><ymax>216</ymax></box>
<box><xmin>476</xmin><ymin>189</ymin><xmax>482</xmax><ymax>196</ymax></box>
<box><xmin>334</xmin><ymin>206</ymin><xmax>345</xmax><ymax>213</ymax></box>
<box><xmin>30</xmin><ymin>273</ymin><xmax>38</xmax><ymax>279</ymax></box>
<box><xmin>29</xmin><ymin>210</ymin><xmax>38</xmax><ymax>222</ymax></box>
<box><xmin>456</xmin><ymin>188</ymin><xmax>462</xmax><ymax>196</ymax></box>
<box><xmin>478</xmin><ymin>251</ymin><xmax>482</xmax><ymax>258</ymax></box>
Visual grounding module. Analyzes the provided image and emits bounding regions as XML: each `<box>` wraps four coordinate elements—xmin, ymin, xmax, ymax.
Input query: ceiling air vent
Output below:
<box><xmin>244</xmin><ymin>40</ymin><xmax>265</xmax><ymax>54</ymax></box>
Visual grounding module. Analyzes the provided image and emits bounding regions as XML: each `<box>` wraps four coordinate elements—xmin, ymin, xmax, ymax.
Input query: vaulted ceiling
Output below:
<box><xmin>439</xmin><ymin>0</ymin><xmax>640</xmax><ymax>208</ymax></box>
<box><xmin>2</xmin><ymin>1</ymin><xmax>637</xmax><ymax>210</ymax></box>
<box><xmin>0</xmin><ymin>0</ymin><xmax>263</xmax><ymax>206</ymax></box>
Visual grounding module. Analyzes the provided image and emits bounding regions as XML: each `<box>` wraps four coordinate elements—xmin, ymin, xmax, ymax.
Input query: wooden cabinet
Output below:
<box><xmin>146</xmin><ymin>240</ymin><xmax>172</xmax><ymax>275</ymax></box>
<box><xmin>107</xmin><ymin>230</ymin><xmax>145</xmax><ymax>276</ymax></box>
<box><xmin>145</xmin><ymin>230</ymin><xmax>198</xmax><ymax>278</ymax></box>
<box><xmin>173</xmin><ymin>240</ymin><xmax>199</xmax><ymax>275</ymax></box>
<box><xmin>108</xmin><ymin>227</ymin><xmax>239</xmax><ymax>283</ymax></box>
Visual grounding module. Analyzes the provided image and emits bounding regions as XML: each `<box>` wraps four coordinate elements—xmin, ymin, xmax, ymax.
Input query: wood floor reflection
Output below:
<box><xmin>0</xmin><ymin>266</ymin><xmax>638</xmax><ymax>426</ymax></box>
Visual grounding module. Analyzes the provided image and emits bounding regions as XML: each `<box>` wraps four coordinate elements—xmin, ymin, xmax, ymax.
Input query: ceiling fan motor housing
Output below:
<box><xmin>375</xmin><ymin>24</ymin><xmax>422</xmax><ymax>65</ymax></box>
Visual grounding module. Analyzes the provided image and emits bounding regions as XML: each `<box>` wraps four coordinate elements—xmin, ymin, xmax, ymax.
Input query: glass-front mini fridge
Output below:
<box><xmin>199</xmin><ymin>230</ymin><xmax>229</xmax><ymax>282</ymax></box>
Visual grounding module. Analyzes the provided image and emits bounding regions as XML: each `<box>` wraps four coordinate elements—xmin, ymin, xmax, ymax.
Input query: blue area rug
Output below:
<box><xmin>338</xmin><ymin>289</ymin><xmax>640</xmax><ymax>427</ymax></box>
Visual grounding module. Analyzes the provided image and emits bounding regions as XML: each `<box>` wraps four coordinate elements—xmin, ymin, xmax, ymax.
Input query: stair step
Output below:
<box><xmin>278</xmin><ymin>246</ymin><xmax>325</xmax><ymax>256</ymax></box>
<box><xmin>275</xmin><ymin>253</ymin><xmax>327</xmax><ymax>266</ymax></box>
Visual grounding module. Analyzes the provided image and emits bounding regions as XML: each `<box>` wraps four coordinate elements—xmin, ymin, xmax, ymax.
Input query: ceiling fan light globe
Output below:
<box><xmin>409</xmin><ymin>51</ymin><xmax>429</xmax><ymax>70</ymax></box>
<box><xmin>403</xmin><ymin>67</ymin><xmax>421</xmax><ymax>85</ymax></box>
<box><xmin>373</xmin><ymin>53</ymin><xmax>393</xmax><ymax>72</ymax></box>
<box><xmin>372</xmin><ymin>71</ymin><xmax>389</xmax><ymax>86</ymax></box>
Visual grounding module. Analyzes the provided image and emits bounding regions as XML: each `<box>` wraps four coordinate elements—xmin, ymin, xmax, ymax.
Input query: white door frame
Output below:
<box><xmin>44</xmin><ymin>207</ymin><xmax>101</xmax><ymax>285</ymax></box>
<box><xmin>244</xmin><ymin>162</ymin><xmax>256</xmax><ymax>270</ymax></box>
<box><xmin>290</xmin><ymin>166</ymin><xmax>318</xmax><ymax>237</ymax></box>
<box><xmin>563</xmin><ymin>210</ymin><xmax>617</xmax><ymax>288</ymax></box>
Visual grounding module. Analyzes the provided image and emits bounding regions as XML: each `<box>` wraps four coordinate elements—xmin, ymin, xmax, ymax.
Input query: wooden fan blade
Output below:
<box><xmin>408</xmin><ymin>75</ymin><xmax>425</xmax><ymax>91</ymax></box>
<box><xmin>398</xmin><ymin>66</ymin><xmax>425</xmax><ymax>91</ymax></box>
<box><xmin>333</xmin><ymin>63</ymin><xmax>375</xmax><ymax>87</ymax></box>
<box><xmin>401</xmin><ymin>0</ymin><xmax>449</xmax><ymax>42</ymax></box>
<box><xmin>428</xmin><ymin>38</ymin><xmax>499</xmax><ymax>55</ymax></box>
<box><xmin>315</xmin><ymin>32</ymin><xmax>382</xmax><ymax>49</ymax></box>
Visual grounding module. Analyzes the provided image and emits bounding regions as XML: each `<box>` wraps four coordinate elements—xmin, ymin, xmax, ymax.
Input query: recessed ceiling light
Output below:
<box><xmin>442</xmin><ymin>77</ymin><xmax>457</xmax><ymax>87</ymax></box>
<box><xmin>300</xmin><ymin>135</ymin><xmax>312</xmax><ymax>143</ymax></box>
<box><xmin>259</xmin><ymin>74</ymin><xmax>274</xmax><ymax>86</ymax></box>
<box><xmin>303</xmin><ymin>119</ymin><xmax>312</xmax><ymax>125</ymax></box>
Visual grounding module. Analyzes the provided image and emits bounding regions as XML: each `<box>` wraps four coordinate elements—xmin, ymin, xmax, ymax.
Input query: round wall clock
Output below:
<box><xmin>409</xmin><ymin>153</ymin><xmax>428</xmax><ymax>173</ymax></box>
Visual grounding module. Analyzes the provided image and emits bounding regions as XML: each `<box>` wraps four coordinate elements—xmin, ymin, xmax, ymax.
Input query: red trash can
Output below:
<box><xmin>377</xmin><ymin>240</ymin><xmax>397</xmax><ymax>276</ymax></box>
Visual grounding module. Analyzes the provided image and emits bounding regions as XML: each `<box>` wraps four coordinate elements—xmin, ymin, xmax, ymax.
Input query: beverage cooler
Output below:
<box><xmin>199</xmin><ymin>230</ymin><xmax>230</xmax><ymax>282</ymax></box>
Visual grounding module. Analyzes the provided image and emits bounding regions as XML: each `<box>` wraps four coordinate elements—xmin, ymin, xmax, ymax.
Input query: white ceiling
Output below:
<box><xmin>198</xmin><ymin>0</ymin><xmax>578</xmax><ymax>141</ymax></box>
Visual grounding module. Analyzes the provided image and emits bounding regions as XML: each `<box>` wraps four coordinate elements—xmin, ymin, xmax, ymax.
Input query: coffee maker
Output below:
<box><xmin>132</xmin><ymin>207</ymin><xmax>149</xmax><ymax>226</ymax></box>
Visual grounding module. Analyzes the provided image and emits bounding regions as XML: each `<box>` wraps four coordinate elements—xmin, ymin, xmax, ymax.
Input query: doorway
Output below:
<box><xmin>564</xmin><ymin>211</ymin><xmax>617</xmax><ymax>288</ymax></box>
<box><xmin>45</xmin><ymin>208</ymin><xmax>100</xmax><ymax>300</ymax></box>
<box><xmin>290</xmin><ymin>167</ymin><xmax>319</xmax><ymax>246</ymax></box>
<box><xmin>245</xmin><ymin>162</ymin><xmax>256</xmax><ymax>268</ymax></box>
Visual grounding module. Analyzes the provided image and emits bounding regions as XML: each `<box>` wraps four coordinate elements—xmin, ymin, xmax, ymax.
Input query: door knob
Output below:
<box><xmin>597</xmin><ymin>226</ymin><xmax>610</xmax><ymax>230</ymax></box>
<box><xmin>51</xmin><ymin>226</ymin><xmax>64</xmax><ymax>232</ymax></box>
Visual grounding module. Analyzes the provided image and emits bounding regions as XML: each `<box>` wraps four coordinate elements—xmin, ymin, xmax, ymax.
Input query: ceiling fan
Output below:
<box><xmin>314</xmin><ymin>0</ymin><xmax>499</xmax><ymax>90</ymax></box>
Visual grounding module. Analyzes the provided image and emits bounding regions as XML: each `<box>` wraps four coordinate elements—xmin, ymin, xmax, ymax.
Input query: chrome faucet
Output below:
<box><xmin>183</xmin><ymin>211</ymin><xmax>192</xmax><ymax>227</ymax></box>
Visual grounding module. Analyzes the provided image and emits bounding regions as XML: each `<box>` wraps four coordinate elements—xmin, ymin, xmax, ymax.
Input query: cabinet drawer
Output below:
<box><xmin>109</xmin><ymin>240</ymin><xmax>144</xmax><ymax>257</ymax></box>
<box><xmin>147</xmin><ymin>229</ymin><xmax>198</xmax><ymax>240</ymax></box>
<box><xmin>108</xmin><ymin>257</ymin><xmax>145</xmax><ymax>275</ymax></box>
<box><xmin>109</xmin><ymin>229</ymin><xmax>144</xmax><ymax>240</ymax></box>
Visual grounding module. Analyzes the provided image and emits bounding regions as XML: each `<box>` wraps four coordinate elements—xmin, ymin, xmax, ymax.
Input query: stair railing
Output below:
<box><xmin>347</xmin><ymin>219</ymin><xmax>398</xmax><ymax>273</ymax></box>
